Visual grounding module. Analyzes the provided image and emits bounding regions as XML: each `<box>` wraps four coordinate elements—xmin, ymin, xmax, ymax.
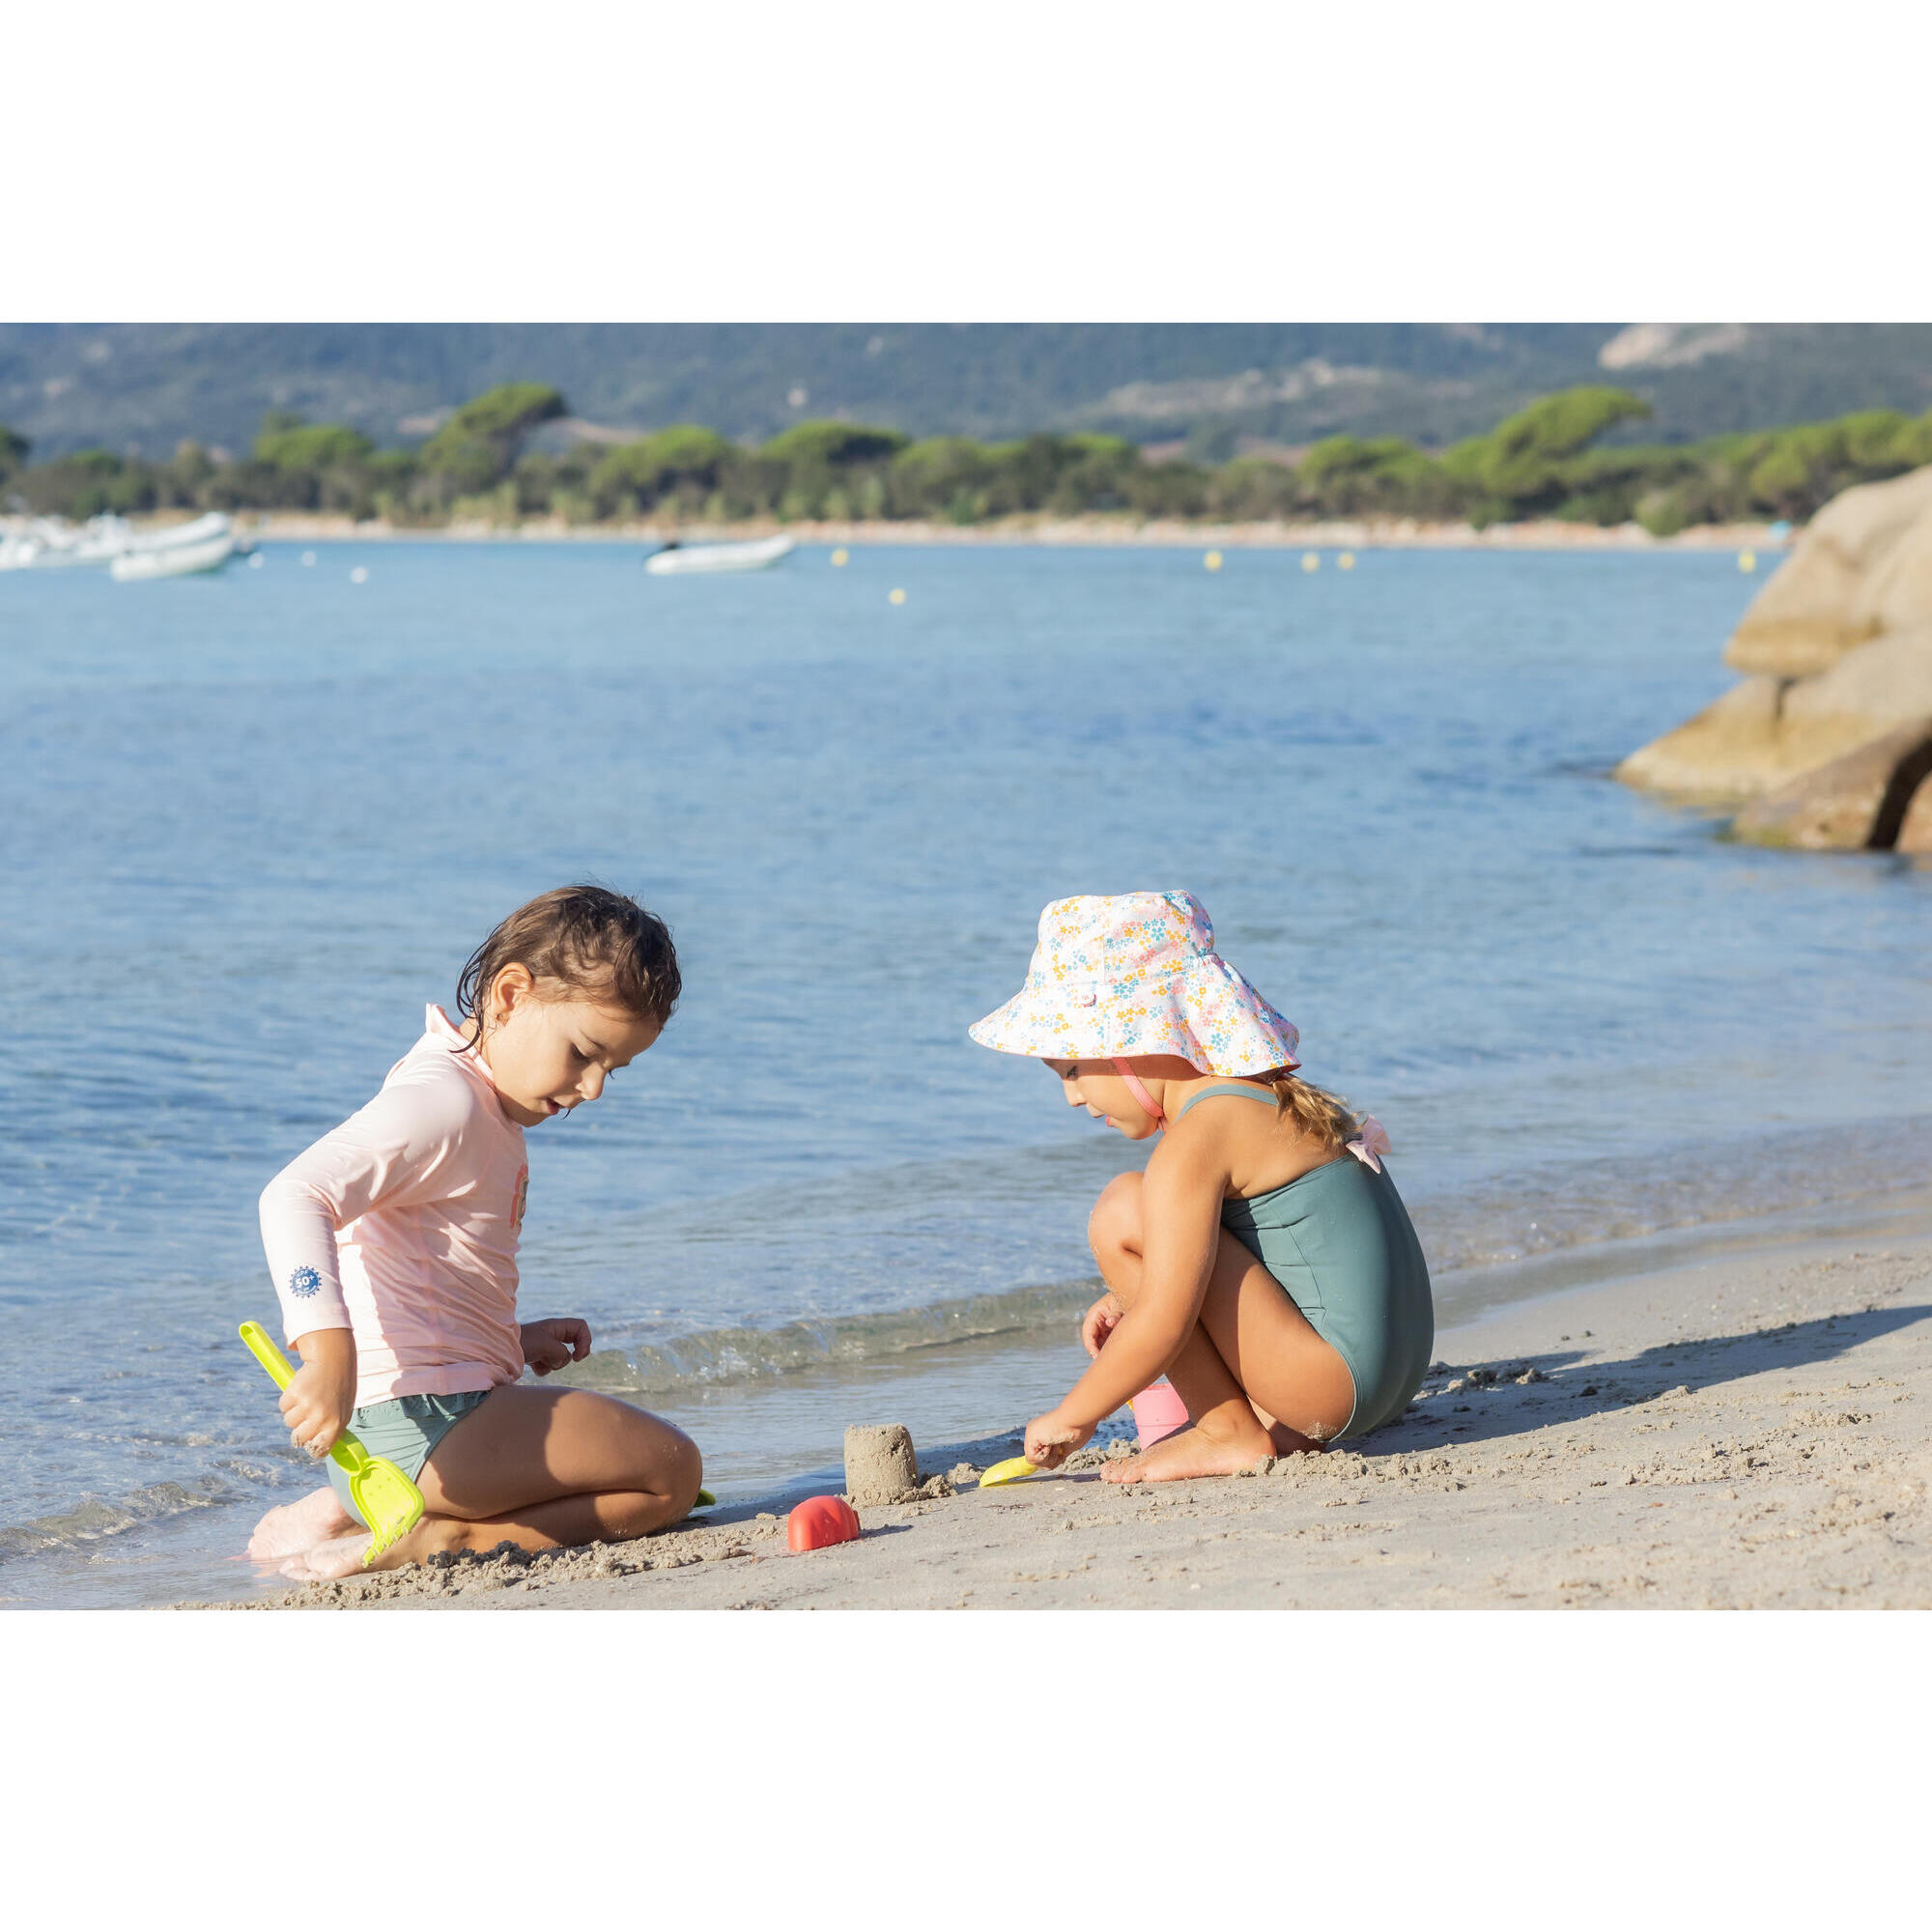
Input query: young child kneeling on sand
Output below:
<box><xmin>971</xmin><ymin>892</ymin><xmax>1434</xmax><ymax>1483</ymax></box>
<box><xmin>246</xmin><ymin>885</ymin><xmax>702</xmax><ymax>1581</ymax></box>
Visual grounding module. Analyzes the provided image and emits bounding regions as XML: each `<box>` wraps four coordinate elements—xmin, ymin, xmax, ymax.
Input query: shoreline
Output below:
<box><xmin>227</xmin><ymin>512</ymin><xmax>1787</xmax><ymax>553</ymax></box>
<box><xmin>187</xmin><ymin>1209</ymin><xmax>1932</xmax><ymax>1611</ymax></box>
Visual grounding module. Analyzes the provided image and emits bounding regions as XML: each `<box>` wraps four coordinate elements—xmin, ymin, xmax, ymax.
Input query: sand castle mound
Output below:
<box><xmin>843</xmin><ymin>1424</ymin><xmax>922</xmax><ymax>1505</ymax></box>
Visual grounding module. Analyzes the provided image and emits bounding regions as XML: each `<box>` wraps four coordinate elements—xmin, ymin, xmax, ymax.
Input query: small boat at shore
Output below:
<box><xmin>2</xmin><ymin>509</ymin><xmax>238</xmax><ymax>577</ymax></box>
<box><xmin>0</xmin><ymin>514</ymin><xmax>135</xmax><ymax>570</ymax></box>
<box><xmin>109</xmin><ymin>513</ymin><xmax>237</xmax><ymax>582</ymax></box>
<box><xmin>644</xmin><ymin>533</ymin><xmax>795</xmax><ymax>577</ymax></box>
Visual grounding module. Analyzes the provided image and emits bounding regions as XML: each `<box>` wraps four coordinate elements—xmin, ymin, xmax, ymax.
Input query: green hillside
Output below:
<box><xmin>5</xmin><ymin>324</ymin><xmax>1930</xmax><ymax>464</ymax></box>
<box><xmin>9</xmin><ymin>379</ymin><xmax>1927</xmax><ymax>533</ymax></box>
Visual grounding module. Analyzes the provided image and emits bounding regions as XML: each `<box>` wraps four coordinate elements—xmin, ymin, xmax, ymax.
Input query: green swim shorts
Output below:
<box><xmin>326</xmin><ymin>1389</ymin><xmax>492</xmax><ymax>1528</ymax></box>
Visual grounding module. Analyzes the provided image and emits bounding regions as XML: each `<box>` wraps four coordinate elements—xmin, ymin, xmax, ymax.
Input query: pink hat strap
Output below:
<box><xmin>1112</xmin><ymin>1059</ymin><xmax>1165</xmax><ymax>1130</ymax></box>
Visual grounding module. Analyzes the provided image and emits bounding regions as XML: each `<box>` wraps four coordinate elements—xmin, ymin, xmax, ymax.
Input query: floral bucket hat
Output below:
<box><xmin>969</xmin><ymin>891</ymin><xmax>1301</xmax><ymax>1076</ymax></box>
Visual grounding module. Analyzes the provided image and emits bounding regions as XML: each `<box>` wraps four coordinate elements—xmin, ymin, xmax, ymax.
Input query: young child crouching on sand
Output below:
<box><xmin>247</xmin><ymin>884</ymin><xmax>702</xmax><ymax>1581</ymax></box>
<box><xmin>970</xmin><ymin>892</ymin><xmax>1434</xmax><ymax>1483</ymax></box>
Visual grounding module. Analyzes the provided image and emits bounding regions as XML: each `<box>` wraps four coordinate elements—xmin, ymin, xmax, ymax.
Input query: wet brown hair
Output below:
<box><xmin>1256</xmin><ymin>1067</ymin><xmax>1362</xmax><ymax>1151</ymax></box>
<box><xmin>456</xmin><ymin>884</ymin><xmax>681</xmax><ymax>1043</ymax></box>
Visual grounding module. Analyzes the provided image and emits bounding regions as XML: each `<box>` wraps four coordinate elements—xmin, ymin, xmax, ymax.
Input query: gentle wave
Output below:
<box><xmin>557</xmin><ymin>1277</ymin><xmax>1099</xmax><ymax>1396</ymax></box>
<box><xmin>0</xmin><ymin>1478</ymin><xmax>228</xmax><ymax>1563</ymax></box>
<box><xmin>0</xmin><ymin>1450</ymin><xmax>319</xmax><ymax>1565</ymax></box>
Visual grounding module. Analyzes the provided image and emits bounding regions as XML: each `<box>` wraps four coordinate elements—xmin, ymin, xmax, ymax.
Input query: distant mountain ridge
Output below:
<box><xmin>3</xmin><ymin>323</ymin><xmax>1929</xmax><ymax>462</ymax></box>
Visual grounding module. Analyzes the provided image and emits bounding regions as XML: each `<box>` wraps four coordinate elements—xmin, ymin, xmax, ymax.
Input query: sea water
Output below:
<box><xmin>2</xmin><ymin>540</ymin><xmax>1928</xmax><ymax>1605</ymax></box>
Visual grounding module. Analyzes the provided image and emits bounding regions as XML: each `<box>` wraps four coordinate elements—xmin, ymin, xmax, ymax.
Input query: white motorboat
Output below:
<box><xmin>643</xmin><ymin>533</ymin><xmax>795</xmax><ymax>576</ymax></box>
<box><xmin>0</xmin><ymin>514</ymin><xmax>135</xmax><ymax>570</ymax></box>
<box><xmin>109</xmin><ymin>513</ymin><xmax>237</xmax><ymax>581</ymax></box>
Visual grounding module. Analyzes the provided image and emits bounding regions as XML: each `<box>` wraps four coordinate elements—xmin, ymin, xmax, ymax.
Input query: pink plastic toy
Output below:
<box><xmin>1130</xmin><ymin>1381</ymin><xmax>1189</xmax><ymax>1447</ymax></box>
<box><xmin>787</xmin><ymin>1495</ymin><xmax>862</xmax><ymax>1552</ymax></box>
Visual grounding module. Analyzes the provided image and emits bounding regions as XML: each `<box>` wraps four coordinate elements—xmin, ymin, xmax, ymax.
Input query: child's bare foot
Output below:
<box><xmin>1101</xmin><ymin>1419</ymin><xmax>1274</xmax><ymax>1485</ymax></box>
<box><xmin>248</xmin><ymin>1487</ymin><xmax>356</xmax><ymax>1561</ymax></box>
<box><xmin>279</xmin><ymin>1530</ymin><xmax>371</xmax><ymax>1582</ymax></box>
<box><xmin>276</xmin><ymin>1514</ymin><xmax>465</xmax><ymax>1582</ymax></box>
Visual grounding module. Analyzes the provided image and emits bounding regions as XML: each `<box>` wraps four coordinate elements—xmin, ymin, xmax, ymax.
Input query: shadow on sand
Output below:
<box><xmin>1363</xmin><ymin>1301</ymin><xmax>1932</xmax><ymax>1457</ymax></box>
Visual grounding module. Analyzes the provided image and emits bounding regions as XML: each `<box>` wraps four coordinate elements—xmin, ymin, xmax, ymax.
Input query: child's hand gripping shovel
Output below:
<box><xmin>979</xmin><ymin>1395</ymin><xmax>1132</xmax><ymax>1488</ymax></box>
<box><xmin>239</xmin><ymin>1321</ymin><xmax>424</xmax><ymax>1566</ymax></box>
<box><xmin>980</xmin><ymin>1383</ymin><xmax>1180</xmax><ymax>1487</ymax></box>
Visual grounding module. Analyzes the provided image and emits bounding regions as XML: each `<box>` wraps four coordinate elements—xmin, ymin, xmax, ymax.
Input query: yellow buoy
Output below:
<box><xmin>831</xmin><ymin>548</ymin><xmax>849</xmax><ymax>566</ymax></box>
<box><xmin>1302</xmin><ymin>552</ymin><xmax>1320</xmax><ymax>572</ymax></box>
<box><xmin>1337</xmin><ymin>551</ymin><xmax>1356</xmax><ymax>570</ymax></box>
<box><xmin>889</xmin><ymin>586</ymin><xmax>906</xmax><ymax>606</ymax></box>
<box><xmin>1204</xmin><ymin>550</ymin><xmax>1223</xmax><ymax>571</ymax></box>
<box><xmin>1738</xmin><ymin>549</ymin><xmax>1756</xmax><ymax>572</ymax></box>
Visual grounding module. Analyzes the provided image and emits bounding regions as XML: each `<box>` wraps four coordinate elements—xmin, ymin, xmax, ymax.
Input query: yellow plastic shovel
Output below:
<box><xmin>978</xmin><ymin>1455</ymin><xmax>1045</xmax><ymax>1489</ymax></box>
<box><xmin>240</xmin><ymin>1321</ymin><xmax>424</xmax><ymax>1566</ymax></box>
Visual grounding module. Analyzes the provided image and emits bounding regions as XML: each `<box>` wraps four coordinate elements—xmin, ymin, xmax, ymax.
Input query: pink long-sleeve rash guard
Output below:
<box><xmin>259</xmin><ymin>1006</ymin><xmax>530</xmax><ymax>1409</ymax></box>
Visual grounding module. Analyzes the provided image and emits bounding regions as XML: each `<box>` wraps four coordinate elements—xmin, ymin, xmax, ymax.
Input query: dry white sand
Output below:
<box><xmin>193</xmin><ymin>1225</ymin><xmax>1932</xmax><ymax>1611</ymax></box>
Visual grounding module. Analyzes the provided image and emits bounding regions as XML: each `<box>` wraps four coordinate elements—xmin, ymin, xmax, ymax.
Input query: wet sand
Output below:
<box><xmin>187</xmin><ymin>1224</ymin><xmax>1932</xmax><ymax>1612</ymax></box>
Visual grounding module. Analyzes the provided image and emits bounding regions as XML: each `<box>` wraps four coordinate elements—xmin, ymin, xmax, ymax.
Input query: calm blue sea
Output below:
<box><xmin>3</xmin><ymin>539</ymin><xmax>1928</xmax><ymax>1605</ymax></box>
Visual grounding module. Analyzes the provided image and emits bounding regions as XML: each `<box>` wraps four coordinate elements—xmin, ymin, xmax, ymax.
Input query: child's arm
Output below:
<box><xmin>1025</xmin><ymin>1136</ymin><xmax>1228</xmax><ymax>1464</ymax></box>
<box><xmin>257</xmin><ymin>1069</ymin><xmax>472</xmax><ymax>1454</ymax></box>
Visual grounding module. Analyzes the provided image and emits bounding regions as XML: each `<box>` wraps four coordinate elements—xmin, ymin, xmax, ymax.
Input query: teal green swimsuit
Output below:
<box><xmin>1177</xmin><ymin>1084</ymin><xmax>1434</xmax><ymax>1439</ymax></box>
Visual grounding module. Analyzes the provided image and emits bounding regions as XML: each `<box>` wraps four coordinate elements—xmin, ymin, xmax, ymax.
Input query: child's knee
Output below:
<box><xmin>1088</xmin><ymin>1171</ymin><xmax>1144</xmax><ymax>1258</ymax></box>
<box><xmin>656</xmin><ymin>1422</ymin><xmax>703</xmax><ymax>1510</ymax></box>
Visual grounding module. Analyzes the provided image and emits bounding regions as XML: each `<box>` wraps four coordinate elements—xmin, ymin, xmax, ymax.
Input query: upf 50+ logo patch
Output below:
<box><xmin>288</xmin><ymin>1264</ymin><xmax>322</xmax><ymax>1299</ymax></box>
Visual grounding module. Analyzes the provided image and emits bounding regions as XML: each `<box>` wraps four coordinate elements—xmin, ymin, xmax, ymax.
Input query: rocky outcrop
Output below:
<box><xmin>1729</xmin><ymin>721</ymin><xmax>1932</xmax><ymax>850</ymax></box>
<box><xmin>1620</xmin><ymin>464</ymin><xmax>1932</xmax><ymax>848</ymax></box>
<box><xmin>1724</xmin><ymin>466</ymin><xmax>1932</xmax><ymax>677</ymax></box>
<box><xmin>1616</xmin><ymin>628</ymin><xmax>1932</xmax><ymax>807</ymax></box>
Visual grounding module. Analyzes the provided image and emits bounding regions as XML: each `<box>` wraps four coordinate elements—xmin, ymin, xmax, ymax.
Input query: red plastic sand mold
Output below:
<box><xmin>786</xmin><ymin>1495</ymin><xmax>861</xmax><ymax>1551</ymax></box>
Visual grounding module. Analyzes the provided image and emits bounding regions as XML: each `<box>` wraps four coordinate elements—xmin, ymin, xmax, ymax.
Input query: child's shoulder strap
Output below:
<box><xmin>1173</xmin><ymin>1081</ymin><xmax>1279</xmax><ymax>1122</ymax></box>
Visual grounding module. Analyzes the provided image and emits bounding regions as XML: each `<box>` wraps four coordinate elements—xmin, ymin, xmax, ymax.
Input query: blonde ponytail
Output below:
<box><xmin>1257</xmin><ymin>1067</ymin><xmax>1361</xmax><ymax>1151</ymax></box>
